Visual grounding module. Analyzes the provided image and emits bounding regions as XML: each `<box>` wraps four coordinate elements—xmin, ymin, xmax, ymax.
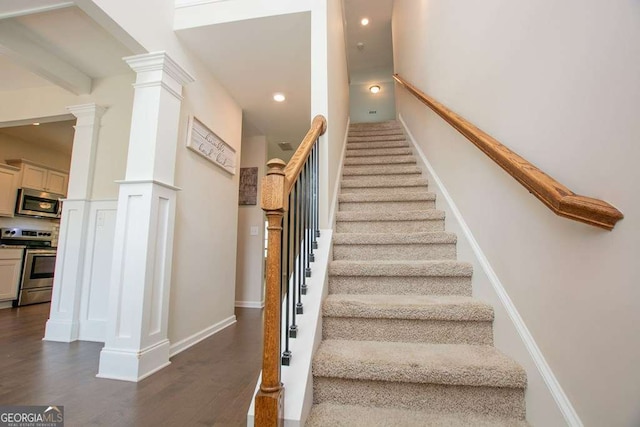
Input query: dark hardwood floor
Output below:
<box><xmin>0</xmin><ymin>303</ymin><xmax>263</xmax><ymax>426</ymax></box>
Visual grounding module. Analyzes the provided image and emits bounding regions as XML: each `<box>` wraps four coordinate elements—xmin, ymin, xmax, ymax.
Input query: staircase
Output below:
<box><xmin>306</xmin><ymin>121</ymin><xmax>529</xmax><ymax>426</ymax></box>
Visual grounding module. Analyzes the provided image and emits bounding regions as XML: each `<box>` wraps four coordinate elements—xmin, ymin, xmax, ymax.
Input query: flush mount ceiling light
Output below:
<box><xmin>273</xmin><ymin>93</ymin><xmax>286</xmax><ymax>102</ymax></box>
<box><xmin>361</xmin><ymin>18</ymin><xmax>369</xmax><ymax>26</ymax></box>
<box><xmin>369</xmin><ymin>85</ymin><xmax>381</xmax><ymax>94</ymax></box>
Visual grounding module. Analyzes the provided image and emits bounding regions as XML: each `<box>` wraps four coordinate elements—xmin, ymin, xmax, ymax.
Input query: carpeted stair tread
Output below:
<box><xmin>323</xmin><ymin>294</ymin><xmax>493</xmax><ymax>321</ymax></box>
<box><xmin>336</xmin><ymin>210</ymin><xmax>445</xmax><ymax>222</ymax></box>
<box><xmin>333</xmin><ymin>231</ymin><xmax>456</xmax><ymax>245</ymax></box>
<box><xmin>347</xmin><ymin>140</ymin><xmax>411</xmax><ymax>150</ymax></box>
<box><xmin>342</xmin><ymin>164</ymin><xmax>422</xmax><ymax>176</ymax></box>
<box><xmin>306</xmin><ymin>403</ymin><xmax>529</xmax><ymax>427</ymax></box>
<box><xmin>340</xmin><ymin>176</ymin><xmax>428</xmax><ymax>188</ymax></box>
<box><xmin>344</xmin><ymin>155</ymin><xmax>416</xmax><ymax>166</ymax></box>
<box><xmin>349</xmin><ymin>129</ymin><xmax>405</xmax><ymax>137</ymax></box>
<box><xmin>339</xmin><ymin>192</ymin><xmax>436</xmax><ymax>203</ymax></box>
<box><xmin>346</xmin><ymin>147</ymin><xmax>413</xmax><ymax>157</ymax></box>
<box><xmin>329</xmin><ymin>260</ymin><xmax>473</xmax><ymax>277</ymax></box>
<box><xmin>349</xmin><ymin>134</ymin><xmax>407</xmax><ymax>142</ymax></box>
<box><xmin>313</xmin><ymin>340</ymin><xmax>527</xmax><ymax>388</ymax></box>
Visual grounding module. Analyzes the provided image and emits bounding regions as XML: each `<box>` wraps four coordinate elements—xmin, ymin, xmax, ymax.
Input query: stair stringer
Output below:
<box><xmin>398</xmin><ymin>113</ymin><xmax>582</xmax><ymax>427</ymax></box>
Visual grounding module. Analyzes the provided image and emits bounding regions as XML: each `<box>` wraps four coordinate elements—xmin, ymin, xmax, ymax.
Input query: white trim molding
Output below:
<box><xmin>399</xmin><ymin>114</ymin><xmax>583</xmax><ymax>427</ymax></box>
<box><xmin>235</xmin><ymin>301</ymin><xmax>265</xmax><ymax>309</ymax></box>
<box><xmin>328</xmin><ymin>117</ymin><xmax>350</xmax><ymax>229</ymax></box>
<box><xmin>169</xmin><ymin>315</ymin><xmax>237</xmax><ymax>357</ymax></box>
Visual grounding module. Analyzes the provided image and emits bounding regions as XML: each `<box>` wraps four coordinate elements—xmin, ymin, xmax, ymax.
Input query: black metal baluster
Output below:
<box><xmin>290</xmin><ymin>180</ymin><xmax>299</xmax><ymax>337</ymax></box>
<box><xmin>300</xmin><ymin>161</ymin><xmax>308</xmax><ymax>296</ymax></box>
<box><xmin>311</xmin><ymin>144</ymin><xmax>318</xmax><ymax>254</ymax></box>
<box><xmin>315</xmin><ymin>138</ymin><xmax>321</xmax><ymax>239</ymax></box>
<box><xmin>296</xmin><ymin>172</ymin><xmax>304</xmax><ymax>314</ymax></box>
<box><xmin>305</xmin><ymin>158</ymin><xmax>312</xmax><ymax>278</ymax></box>
<box><xmin>282</xmin><ymin>191</ymin><xmax>292</xmax><ymax>365</ymax></box>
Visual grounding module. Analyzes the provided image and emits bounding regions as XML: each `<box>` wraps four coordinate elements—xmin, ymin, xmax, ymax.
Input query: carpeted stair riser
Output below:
<box><xmin>322</xmin><ymin>294</ymin><xmax>493</xmax><ymax>345</ymax></box>
<box><xmin>335</xmin><ymin>210</ymin><xmax>446</xmax><ymax>233</ymax></box>
<box><xmin>350</xmin><ymin>121</ymin><xmax>401</xmax><ymax>131</ymax></box>
<box><xmin>349</xmin><ymin>129</ymin><xmax>405</xmax><ymax>137</ymax></box>
<box><xmin>339</xmin><ymin>200</ymin><xmax>436</xmax><ymax>212</ymax></box>
<box><xmin>313</xmin><ymin>340</ymin><xmax>526</xmax><ymax>418</ymax></box>
<box><xmin>347</xmin><ymin>140</ymin><xmax>410</xmax><ymax>150</ymax></box>
<box><xmin>346</xmin><ymin>147</ymin><xmax>413</xmax><ymax>157</ymax></box>
<box><xmin>323</xmin><ymin>318</ymin><xmax>493</xmax><ymax>345</ymax></box>
<box><xmin>344</xmin><ymin>155</ymin><xmax>416</xmax><ymax>166</ymax></box>
<box><xmin>306</xmin><ymin>403</ymin><xmax>529</xmax><ymax>427</ymax></box>
<box><xmin>329</xmin><ymin>276</ymin><xmax>472</xmax><ymax>296</ymax></box>
<box><xmin>329</xmin><ymin>260</ymin><xmax>473</xmax><ymax>294</ymax></box>
<box><xmin>348</xmin><ymin>134</ymin><xmax>406</xmax><ymax>143</ymax></box>
<box><xmin>313</xmin><ymin>379</ymin><xmax>525</xmax><ymax>420</ymax></box>
<box><xmin>342</xmin><ymin>164</ymin><xmax>422</xmax><ymax>177</ymax></box>
<box><xmin>333</xmin><ymin>243</ymin><xmax>456</xmax><ymax>261</ymax></box>
<box><xmin>339</xmin><ymin>176</ymin><xmax>428</xmax><ymax>195</ymax></box>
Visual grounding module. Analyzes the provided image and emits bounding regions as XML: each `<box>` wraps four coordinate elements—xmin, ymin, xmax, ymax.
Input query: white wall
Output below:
<box><xmin>311</xmin><ymin>0</ymin><xmax>349</xmax><ymax>229</ymax></box>
<box><xmin>235</xmin><ymin>134</ymin><xmax>267</xmax><ymax>307</ymax></box>
<box><xmin>80</xmin><ymin>0</ymin><xmax>245</xmax><ymax>346</ymax></box>
<box><xmin>349</xmin><ymin>81</ymin><xmax>396</xmax><ymax>123</ymax></box>
<box><xmin>0</xmin><ymin>133</ymin><xmax>71</xmax><ymax>171</ymax></box>
<box><xmin>393</xmin><ymin>1</ymin><xmax>640</xmax><ymax>426</ymax></box>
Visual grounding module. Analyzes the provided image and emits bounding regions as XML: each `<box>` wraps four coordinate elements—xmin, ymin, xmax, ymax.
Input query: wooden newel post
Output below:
<box><xmin>255</xmin><ymin>158</ymin><xmax>287</xmax><ymax>426</ymax></box>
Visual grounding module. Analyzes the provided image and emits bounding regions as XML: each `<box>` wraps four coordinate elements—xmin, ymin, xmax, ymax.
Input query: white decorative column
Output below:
<box><xmin>97</xmin><ymin>52</ymin><xmax>194</xmax><ymax>382</ymax></box>
<box><xmin>44</xmin><ymin>103</ymin><xmax>107</xmax><ymax>342</ymax></box>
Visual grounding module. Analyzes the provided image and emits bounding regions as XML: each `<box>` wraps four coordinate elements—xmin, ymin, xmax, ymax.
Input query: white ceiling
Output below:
<box><xmin>176</xmin><ymin>12</ymin><xmax>311</xmax><ymax>155</ymax></box>
<box><xmin>0</xmin><ymin>55</ymin><xmax>52</xmax><ymax>92</ymax></box>
<box><xmin>0</xmin><ymin>120</ymin><xmax>75</xmax><ymax>155</ymax></box>
<box><xmin>343</xmin><ymin>0</ymin><xmax>395</xmax><ymax>84</ymax></box>
<box><xmin>0</xmin><ymin>4</ymin><xmax>132</xmax><ymax>157</ymax></box>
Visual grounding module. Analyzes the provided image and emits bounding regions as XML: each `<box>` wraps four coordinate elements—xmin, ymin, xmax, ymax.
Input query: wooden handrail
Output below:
<box><xmin>255</xmin><ymin>115</ymin><xmax>327</xmax><ymax>426</ymax></box>
<box><xmin>284</xmin><ymin>115</ymin><xmax>327</xmax><ymax>194</ymax></box>
<box><xmin>393</xmin><ymin>74</ymin><xmax>624</xmax><ymax>230</ymax></box>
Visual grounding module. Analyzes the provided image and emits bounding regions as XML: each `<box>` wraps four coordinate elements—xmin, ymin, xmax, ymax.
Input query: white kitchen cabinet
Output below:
<box><xmin>0</xmin><ymin>248</ymin><xmax>22</xmax><ymax>302</ymax></box>
<box><xmin>0</xmin><ymin>164</ymin><xmax>20</xmax><ymax>217</ymax></box>
<box><xmin>6</xmin><ymin>159</ymin><xmax>69</xmax><ymax>196</ymax></box>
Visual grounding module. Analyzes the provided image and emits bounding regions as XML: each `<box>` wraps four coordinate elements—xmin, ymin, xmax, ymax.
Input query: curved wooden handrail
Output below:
<box><xmin>393</xmin><ymin>73</ymin><xmax>624</xmax><ymax>230</ymax></box>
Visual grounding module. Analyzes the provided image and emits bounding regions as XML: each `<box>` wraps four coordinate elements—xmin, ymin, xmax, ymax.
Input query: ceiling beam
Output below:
<box><xmin>0</xmin><ymin>19</ymin><xmax>92</xmax><ymax>95</ymax></box>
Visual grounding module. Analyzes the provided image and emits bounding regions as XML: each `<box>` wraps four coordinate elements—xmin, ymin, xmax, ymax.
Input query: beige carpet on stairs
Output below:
<box><xmin>306</xmin><ymin>120</ymin><xmax>529</xmax><ymax>426</ymax></box>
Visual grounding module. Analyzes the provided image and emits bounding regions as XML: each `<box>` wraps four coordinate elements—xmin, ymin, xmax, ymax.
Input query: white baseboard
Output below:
<box><xmin>235</xmin><ymin>300</ymin><xmax>264</xmax><ymax>309</ymax></box>
<box><xmin>0</xmin><ymin>301</ymin><xmax>13</xmax><ymax>309</ymax></box>
<box><xmin>328</xmin><ymin>117</ymin><xmax>350</xmax><ymax>229</ymax></box>
<box><xmin>169</xmin><ymin>315</ymin><xmax>237</xmax><ymax>357</ymax></box>
<box><xmin>399</xmin><ymin>113</ymin><xmax>582</xmax><ymax>427</ymax></box>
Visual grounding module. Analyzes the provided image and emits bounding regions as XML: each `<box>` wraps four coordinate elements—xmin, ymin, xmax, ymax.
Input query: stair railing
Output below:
<box><xmin>255</xmin><ymin>115</ymin><xmax>327</xmax><ymax>426</ymax></box>
<box><xmin>393</xmin><ymin>73</ymin><xmax>623</xmax><ymax>230</ymax></box>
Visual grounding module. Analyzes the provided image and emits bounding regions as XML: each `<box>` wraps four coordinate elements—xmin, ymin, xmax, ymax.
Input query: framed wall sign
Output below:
<box><xmin>186</xmin><ymin>116</ymin><xmax>236</xmax><ymax>175</ymax></box>
<box><xmin>239</xmin><ymin>167</ymin><xmax>258</xmax><ymax>205</ymax></box>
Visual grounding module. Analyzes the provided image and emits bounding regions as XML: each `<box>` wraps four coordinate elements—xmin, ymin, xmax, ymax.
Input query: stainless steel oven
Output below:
<box><xmin>19</xmin><ymin>248</ymin><xmax>57</xmax><ymax>306</ymax></box>
<box><xmin>0</xmin><ymin>227</ymin><xmax>56</xmax><ymax>306</ymax></box>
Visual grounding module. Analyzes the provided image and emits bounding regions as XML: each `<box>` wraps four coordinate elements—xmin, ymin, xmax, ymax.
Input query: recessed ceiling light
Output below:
<box><xmin>273</xmin><ymin>93</ymin><xmax>286</xmax><ymax>102</ymax></box>
<box><xmin>32</xmin><ymin>122</ymin><xmax>40</xmax><ymax>126</ymax></box>
<box><xmin>361</xmin><ymin>18</ymin><xmax>369</xmax><ymax>26</ymax></box>
<box><xmin>369</xmin><ymin>85</ymin><xmax>381</xmax><ymax>94</ymax></box>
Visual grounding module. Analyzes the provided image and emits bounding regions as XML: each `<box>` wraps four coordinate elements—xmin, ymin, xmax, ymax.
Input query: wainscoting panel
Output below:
<box><xmin>78</xmin><ymin>200</ymin><xmax>117</xmax><ymax>342</ymax></box>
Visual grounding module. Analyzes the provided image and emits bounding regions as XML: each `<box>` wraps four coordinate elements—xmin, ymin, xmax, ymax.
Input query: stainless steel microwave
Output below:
<box><xmin>15</xmin><ymin>188</ymin><xmax>63</xmax><ymax>219</ymax></box>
